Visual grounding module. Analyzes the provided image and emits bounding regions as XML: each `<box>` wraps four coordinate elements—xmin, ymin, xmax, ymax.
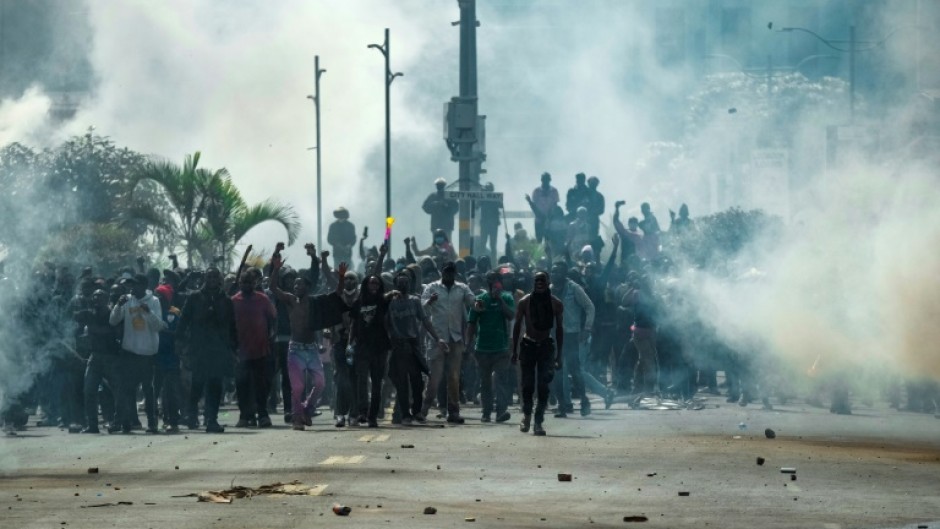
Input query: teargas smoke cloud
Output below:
<box><xmin>0</xmin><ymin>0</ymin><xmax>938</xmax><ymax>417</ymax></box>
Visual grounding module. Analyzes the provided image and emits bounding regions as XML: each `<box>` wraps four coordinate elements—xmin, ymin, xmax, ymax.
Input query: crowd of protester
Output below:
<box><xmin>1</xmin><ymin>172</ymin><xmax>937</xmax><ymax>436</ymax></box>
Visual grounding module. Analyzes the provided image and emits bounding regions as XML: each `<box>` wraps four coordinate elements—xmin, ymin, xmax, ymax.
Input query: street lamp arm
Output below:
<box><xmin>368</xmin><ymin>43</ymin><xmax>389</xmax><ymax>58</ymax></box>
<box><xmin>388</xmin><ymin>72</ymin><xmax>404</xmax><ymax>85</ymax></box>
<box><xmin>778</xmin><ymin>26</ymin><xmax>853</xmax><ymax>52</ymax></box>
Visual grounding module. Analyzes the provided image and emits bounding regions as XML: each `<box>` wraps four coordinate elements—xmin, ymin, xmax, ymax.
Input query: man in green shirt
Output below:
<box><xmin>467</xmin><ymin>272</ymin><xmax>516</xmax><ymax>423</ymax></box>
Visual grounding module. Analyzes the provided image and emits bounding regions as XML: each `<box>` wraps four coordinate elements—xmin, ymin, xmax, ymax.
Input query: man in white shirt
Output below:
<box><xmin>110</xmin><ymin>274</ymin><xmax>165</xmax><ymax>433</ymax></box>
<box><xmin>420</xmin><ymin>261</ymin><xmax>475</xmax><ymax>424</ymax></box>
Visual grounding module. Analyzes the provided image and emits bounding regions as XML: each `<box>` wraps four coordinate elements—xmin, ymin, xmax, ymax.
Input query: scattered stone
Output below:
<box><xmin>423</xmin><ymin>506</ymin><xmax>437</xmax><ymax>515</ymax></box>
<box><xmin>623</xmin><ymin>515</ymin><xmax>649</xmax><ymax>522</ymax></box>
<box><xmin>678</xmin><ymin>492</ymin><xmax>690</xmax><ymax>497</ymax></box>
<box><xmin>756</xmin><ymin>457</ymin><xmax>765</xmax><ymax>466</ymax></box>
<box><xmin>780</xmin><ymin>467</ymin><xmax>796</xmax><ymax>474</ymax></box>
<box><xmin>558</xmin><ymin>473</ymin><xmax>573</xmax><ymax>482</ymax></box>
<box><xmin>87</xmin><ymin>468</ymin><xmax>99</xmax><ymax>474</ymax></box>
<box><xmin>765</xmin><ymin>428</ymin><xmax>776</xmax><ymax>439</ymax></box>
<box><xmin>465</xmin><ymin>517</ymin><xmax>476</xmax><ymax>522</ymax></box>
<box><xmin>332</xmin><ymin>504</ymin><xmax>351</xmax><ymax>516</ymax></box>
<box><xmin>790</xmin><ymin>474</ymin><xmax>797</xmax><ymax>481</ymax></box>
<box><xmin>646</xmin><ymin>472</ymin><xmax>657</xmax><ymax>477</ymax></box>
<box><xmin>174</xmin><ymin>466</ymin><xmax>179</xmax><ymax>470</ymax></box>
<box><xmin>401</xmin><ymin>444</ymin><xmax>415</xmax><ymax>448</ymax></box>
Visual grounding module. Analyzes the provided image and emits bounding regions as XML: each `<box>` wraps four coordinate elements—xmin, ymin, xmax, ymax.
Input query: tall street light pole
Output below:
<box><xmin>306</xmin><ymin>56</ymin><xmax>327</xmax><ymax>250</ymax></box>
<box><xmin>369</xmin><ymin>28</ymin><xmax>403</xmax><ymax>252</ymax></box>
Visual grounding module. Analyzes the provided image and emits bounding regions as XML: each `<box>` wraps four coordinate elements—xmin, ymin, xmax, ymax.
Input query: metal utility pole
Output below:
<box><xmin>369</xmin><ymin>29</ymin><xmax>403</xmax><ymax>252</ymax></box>
<box><xmin>849</xmin><ymin>25</ymin><xmax>856</xmax><ymax>121</ymax></box>
<box><xmin>306</xmin><ymin>56</ymin><xmax>327</xmax><ymax>249</ymax></box>
<box><xmin>444</xmin><ymin>0</ymin><xmax>486</xmax><ymax>257</ymax></box>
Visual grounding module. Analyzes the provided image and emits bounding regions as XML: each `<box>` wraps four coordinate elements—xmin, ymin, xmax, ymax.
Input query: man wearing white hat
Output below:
<box><xmin>328</xmin><ymin>207</ymin><xmax>357</xmax><ymax>268</ymax></box>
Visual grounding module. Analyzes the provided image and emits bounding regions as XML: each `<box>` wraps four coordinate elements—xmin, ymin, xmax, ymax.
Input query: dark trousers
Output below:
<box><xmin>355</xmin><ymin>345</ymin><xmax>388</xmax><ymax>421</ymax></box>
<box><xmin>332</xmin><ymin>338</ymin><xmax>357</xmax><ymax>417</ymax></box>
<box><xmin>83</xmin><ymin>354</ymin><xmax>119</xmax><ymax>428</ymax></box>
<box><xmin>189</xmin><ymin>370</ymin><xmax>223</xmax><ymax>425</ymax></box>
<box><xmin>519</xmin><ymin>338</ymin><xmax>555</xmax><ymax>423</ymax></box>
<box><xmin>119</xmin><ymin>354</ymin><xmax>156</xmax><ymax>428</ymax></box>
<box><xmin>390</xmin><ymin>338</ymin><xmax>424</xmax><ymax>419</ymax></box>
<box><xmin>62</xmin><ymin>359</ymin><xmax>86</xmax><ymax>427</ymax></box>
<box><xmin>272</xmin><ymin>341</ymin><xmax>291</xmax><ymax>414</ymax></box>
<box><xmin>477</xmin><ymin>352</ymin><xmax>512</xmax><ymax>417</ymax></box>
<box><xmin>236</xmin><ymin>357</ymin><xmax>272</xmax><ymax>420</ymax></box>
<box><xmin>154</xmin><ymin>368</ymin><xmax>182</xmax><ymax>427</ymax></box>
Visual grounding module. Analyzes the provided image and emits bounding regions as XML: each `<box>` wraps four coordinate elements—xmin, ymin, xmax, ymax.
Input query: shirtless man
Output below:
<box><xmin>269</xmin><ymin>244</ymin><xmax>349</xmax><ymax>430</ymax></box>
<box><xmin>511</xmin><ymin>271</ymin><xmax>564</xmax><ymax>436</ymax></box>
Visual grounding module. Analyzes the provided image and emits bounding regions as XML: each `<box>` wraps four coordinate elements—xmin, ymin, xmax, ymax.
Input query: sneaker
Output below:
<box><xmin>248</xmin><ymin>418</ymin><xmax>259</xmax><ymax>428</ymax></box>
<box><xmin>495</xmin><ymin>411</ymin><xmax>511</xmax><ymax>423</ymax></box>
<box><xmin>258</xmin><ymin>415</ymin><xmax>273</xmax><ymax>428</ymax></box>
<box><xmin>68</xmin><ymin>424</ymin><xmax>83</xmax><ymax>434</ymax></box>
<box><xmin>163</xmin><ymin>424</ymin><xmax>180</xmax><ymax>434</ymax></box>
<box><xmin>446</xmin><ymin>415</ymin><xmax>465</xmax><ymax>425</ymax></box>
<box><xmin>519</xmin><ymin>415</ymin><xmax>531</xmax><ymax>433</ymax></box>
<box><xmin>107</xmin><ymin>423</ymin><xmax>120</xmax><ymax>434</ymax></box>
<box><xmin>481</xmin><ymin>414</ymin><xmax>492</xmax><ymax>423</ymax></box>
<box><xmin>349</xmin><ymin>416</ymin><xmax>360</xmax><ymax>427</ymax></box>
<box><xmin>413</xmin><ymin>413</ymin><xmax>427</xmax><ymax>424</ymax></box>
<box><xmin>283</xmin><ymin>413</ymin><xmax>292</xmax><ymax>424</ymax></box>
<box><xmin>205</xmin><ymin>422</ymin><xmax>225</xmax><ymax>433</ymax></box>
<box><xmin>401</xmin><ymin>416</ymin><xmax>414</xmax><ymax>426</ymax></box>
<box><xmin>80</xmin><ymin>427</ymin><xmax>100</xmax><ymax>434</ymax></box>
<box><xmin>292</xmin><ymin>421</ymin><xmax>305</xmax><ymax>431</ymax></box>
<box><xmin>303</xmin><ymin>414</ymin><xmax>313</xmax><ymax>427</ymax></box>
<box><xmin>334</xmin><ymin>416</ymin><xmax>346</xmax><ymax>428</ymax></box>
<box><xmin>553</xmin><ymin>411</ymin><xmax>568</xmax><ymax>418</ymax></box>
<box><xmin>580</xmin><ymin>400</ymin><xmax>592</xmax><ymax>417</ymax></box>
<box><xmin>604</xmin><ymin>390</ymin><xmax>615</xmax><ymax>410</ymax></box>
<box><xmin>533</xmin><ymin>422</ymin><xmax>546</xmax><ymax>436</ymax></box>
<box><xmin>235</xmin><ymin>419</ymin><xmax>251</xmax><ymax>428</ymax></box>
<box><xmin>146</xmin><ymin>424</ymin><xmax>159</xmax><ymax>434</ymax></box>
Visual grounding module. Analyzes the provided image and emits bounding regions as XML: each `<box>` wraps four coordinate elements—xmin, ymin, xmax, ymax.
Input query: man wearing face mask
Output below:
<box><xmin>330</xmin><ymin>268</ymin><xmax>362</xmax><ymax>427</ymax></box>
<box><xmin>467</xmin><ymin>271</ymin><xmax>516</xmax><ymax>423</ymax></box>
<box><xmin>511</xmin><ymin>272</ymin><xmax>564</xmax><ymax>436</ymax></box>
<box><xmin>177</xmin><ymin>268</ymin><xmax>237</xmax><ymax>433</ymax></box>
<box><xmin>420</xmin><ymin>261</ymin><xmax>476</xmax><ymax>424</ymax></box>
<box><xmin>387</xmin><ymin>271</ymin><xmax>447</xmax><ymax>425</ymax></box>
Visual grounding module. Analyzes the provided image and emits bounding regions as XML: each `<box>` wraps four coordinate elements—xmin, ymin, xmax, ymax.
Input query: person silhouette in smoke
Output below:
<box><xmin>669</xmin><ymin>204</ymin><xmax>693</xmax><ymax>234</ymax></box>
<box><xmin>585</xmin><ymin>176</ymin><xmax>605</xmax><ymax>241</ymax></box>
<box><xmin>328</xmin><ymin>207</ymin><xmax>357</xmax><ymax>268</ymax></box>
<box><xmin>565</xmin><ymin>173</ymin><xmax>591</xmax><ymax>220</ymax></box>
<box><xmin>422</xmin><ymin>178</ymin><xmax>459</xmax><ymax>242</ymax></box>
<box><xmin>639</xmin><ymin>202</ymin><xmax>661</xmax><ymax>258</ymax></box>
<box><xmin>526</xmin><ymin>172</ymin><xmax>559</xmax><ymax>243</ymax></box>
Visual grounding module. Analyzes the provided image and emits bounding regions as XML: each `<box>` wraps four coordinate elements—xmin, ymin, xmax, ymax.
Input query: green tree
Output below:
<box><xmin>0</xmin><ymin>130</ymin><xmax>165</xmax><ymax>272</ymax></box>
<box><xmin>134</xmin><ymin>151</ymin><xmax>299</xmax><ymax>269</ymax></box>
<box><xmin>132</xmin><ymin>151</ymin><xmax>226</xmax><ymax>267</ymax></box>
<box><xmin>198</xmin><ymin>176</ymin><xmax>300</xmax><ymax>270</ymax></box>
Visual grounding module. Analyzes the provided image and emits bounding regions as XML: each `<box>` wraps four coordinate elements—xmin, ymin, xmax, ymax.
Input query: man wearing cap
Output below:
<box><xmin>422</xmin><ymin>178</ymin><xmax>459</xmax><ymax>242</ymax></box>
<box><xmin>420</xmin><ymin>261</ymin><xmax>476</xmax><ymax>424</ymax></box>
<box><xmin>328</xmin><ymin>207</ymin><xmax>357</xmax><ymax>268</ymax></box>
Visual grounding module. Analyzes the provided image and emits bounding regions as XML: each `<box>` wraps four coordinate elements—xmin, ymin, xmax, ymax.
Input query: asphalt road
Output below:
<box><xmin>2</xmin><ymin>396</ymin><xmax>939</xmax><ymax>529</ymax></box>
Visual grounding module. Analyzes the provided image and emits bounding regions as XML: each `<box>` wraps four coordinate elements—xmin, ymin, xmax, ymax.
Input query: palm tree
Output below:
<box><xmin>197</xmin><ymin>173</ymin><xmax>301</xmax><ymax>270</ymax></box>
<box><xmin>132</xmin><ymin>151</ymin><xmax>227</xmax><ymax>267</ymax></box>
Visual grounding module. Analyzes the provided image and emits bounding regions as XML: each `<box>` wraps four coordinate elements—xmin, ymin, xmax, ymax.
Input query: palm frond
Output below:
<box><xmin>231</xmin><ymin>200</ymin><xmax>301</xmax><ymax>247</ymax></box>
